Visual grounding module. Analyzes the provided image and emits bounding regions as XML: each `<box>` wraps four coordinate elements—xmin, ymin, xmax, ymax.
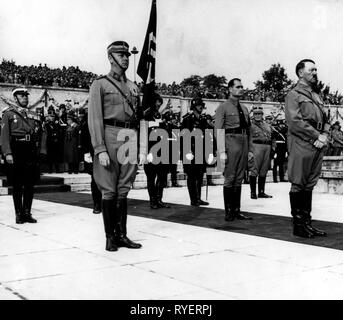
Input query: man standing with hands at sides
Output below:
<box><xmin>215</xmin><ymin>79</ymin><xmax>253</xmax><ymax>222</ymax></box>
<box><xmin>88</xmin><ymin>41</ymin><xmax>147</xmax><ymax>252</ymax></box>
<box><xmin>285</xmin><ymin>59</ymin><xmax>330</xmax><ymax>238</ymax></box>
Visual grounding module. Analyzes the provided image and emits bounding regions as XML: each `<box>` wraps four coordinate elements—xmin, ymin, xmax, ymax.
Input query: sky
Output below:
<box><xmin>1</xmin><ymin>0</ymin><xmax>343</xmax><ymax>91</ymax></box>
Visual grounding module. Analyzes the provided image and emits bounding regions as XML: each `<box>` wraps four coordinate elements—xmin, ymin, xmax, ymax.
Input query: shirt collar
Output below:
<box><xmin>108</xmin><ymin>71</ymin><xmax>127</xmax><ymax>82</ymax></box>
<box><xmin>297</xmin><ymin>80</ymin><xmax>312</xmax><ymax>93</ymax></box>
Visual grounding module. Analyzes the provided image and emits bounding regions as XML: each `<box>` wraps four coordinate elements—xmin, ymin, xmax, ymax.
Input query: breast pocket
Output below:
<box><xmin>299</xmin><ymin>97</ymin><xmax>314</xmax><ymax>118</ymax></box>
<box><xmin>104</xmin><ymin>91</ymin><xmax>121</xmax><ymax>106</ymax></box>
<box><xmin>226</xmin><ymin>113</ymin><xmax>240</xmax><ymax>126</ymax></box>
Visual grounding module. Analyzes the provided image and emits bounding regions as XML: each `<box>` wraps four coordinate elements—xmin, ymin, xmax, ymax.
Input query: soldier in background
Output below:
<box><xmin>248</xmin><ymin>106</ymin><xmax>273</xmax><ymax>199</ymax></box>
<box><xmin>330</xmin><ymin>121</ymin><xmax>343</xmax><ymax>156</ymax></box>
<box><xmin>63</xmin><ymin>110</ymin><xmax>80</xmax><ymax>174</ymax></box>
<box><xmin>285</xmin><ymin>59</ymin><xmax>329</xmax><ymax>238</ymax></box>
<box><xmin>144</xmin><ymin>94</ymin><xmax>171</xmax><ymax>209</ymax></box>
<box><xmin>181</xmin><ymin>97</ymin><xmax>213</xmax><ymax>206</ymax></box>
<box><xmin>272</xmin><ymin>119</ymin><xmax>288</xmax><ymax>182</ymax></box>
<box><xmin>45</xmin><ymin>109</ymin><xmax>62</xmax><ymax>173</ymax></box>
<box><xmin>0</xmin><ymin>87</ymin><xmax>47</xmax><ymax>224</ymax></box>
<box><xmin>79</xmin><ymin>108</ymin><xmax>102</xmax><ymax>214</ymax></box>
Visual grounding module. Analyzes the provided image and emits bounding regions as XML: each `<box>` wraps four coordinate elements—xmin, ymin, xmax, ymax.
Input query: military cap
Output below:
<box><xmin>107</xmin><ymin>41</ymin><xmax>131</xmax><ymax>56</ymax></box>
<box><xmin>78</xmin><ymin>108</ymin><xmax>87</xmax><ymax>115</ymax></box>
<box><xmin>12</xmin><ymin>87</ymin><xmax>29</xmax><ymax>97</ymax></box>
<box><xmin>265</xmin><ymin>115</ymin><xmax>273</xmax><ymax>120</ymax></box>
<box><xmin>59</xmin><ymin>104</ymin><xmax>66</xmax><ymax>110</ymax></box>
<box><xmin>67</xmin><ymin>110</ymin><xmax>77</xmax><ymax>121</ymax></box>
<box><xmin>333</xmin><ymin>121</ymin><xmax>341</xmax><ymax>127</ymax></box>
<box><xmin>190</xmin><ymin>97</ymin><xmax>205</xmax><ymax>110</ymax></box>
<box><xmin>252</xmin><ymin>105</ymin><xmax>263</xmax><ymax>113</ymax></box>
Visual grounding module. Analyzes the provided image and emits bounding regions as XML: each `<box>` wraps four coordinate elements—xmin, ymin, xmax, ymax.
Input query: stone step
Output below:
<box><xmin>5</xmin><ymin>184</ymin><xmax>71</xmax><ymax>195</ymax></box>
<box><xmin>0</xmin><ymin>176</ymin><xmax>65</xmax><ymax>187</ymax></box>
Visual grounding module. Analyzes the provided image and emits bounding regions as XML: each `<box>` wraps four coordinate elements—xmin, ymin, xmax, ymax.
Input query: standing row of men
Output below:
<box><xmin>0</xmin><ymin>40</ymin><xmax>331</xmax><ymax>251</ymax></box>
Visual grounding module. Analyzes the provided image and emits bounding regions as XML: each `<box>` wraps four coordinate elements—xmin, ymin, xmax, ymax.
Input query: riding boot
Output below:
<box><xmin>197</xmin><ymin>175</ymin><xmax>209</xmax><ymax>205</ymax></box>
<box><xmin>249</xmin><ymin>176</ymin><xmax>257</xmax><ymax>199</ymax></box>
<box><xmin>102</xmin><ymin>199</ymin><xmax>118</xmax><ymax>251</ymax></box>
<box><xmin>13</xmin><ymin>189</ymin><xmax>25</xmax><ymax>224</ymax></box>
<box><xmin>187</xmin><ymin>176</ymin><xmax>199</xmax><ymax>206</ymax></box>
<box><xmin>115</xmin><ymin>198</ymin><xmax>142</xmax><ymax>249</ymax></box>
<box><xmin>156</xmin><ymin>183</ymin><xmax>171</xmax><ymax>208</ymax></box>
<box><xmin>234</xmin><ymin>186</ymin><xmax>252</xmax><ymax>220</ymax></box>
<box><xmin>302</xmin><ymin>190</ymin><xmax>326</xmax><ymax>236</ymax></box>
<box><xmin>23</xmin><ymin>186</ymin><xmax>37</xmax><ymax>223</ymax></box>
<box><xmin>289</xmin><ymin>192</ymin><xmax>314</xmax><ymax>238</ymax></box>
<box><xmin>258</xmin><ymin>177</ymin><xmax>273</xmax><ymax>198</ymax></box>
<box><xmin>91</xmin><ymin>177</ymin><xmax>102</xmax><ymax>214</ymax></box>
<box><xmin>223</xmin><ymin>186</ymin><xmax>235</xmax><ymax>221</ymax></box>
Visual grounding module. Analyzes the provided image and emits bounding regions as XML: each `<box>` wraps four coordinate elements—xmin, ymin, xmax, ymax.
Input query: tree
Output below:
<box><xmin>180</xmin><ymin>75</ymin><xmax>202</xmax><ymax>89</ymax></box>
<box><xmin>254</xmin><ymin>63</ymin><xmax>293</xmax><ymax>93</ymax></box>
<box><xmin>203</xmin><ymin>74</ymin><xmax>227</xmax><ymax>90</ymax></box>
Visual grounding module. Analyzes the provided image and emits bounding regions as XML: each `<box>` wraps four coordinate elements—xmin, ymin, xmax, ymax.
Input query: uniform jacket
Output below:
<box><xmin>63</xmin><ymin>122</ymin><xmax>80</xmax><ymax>163</ymax></box>
<box><xmin>88</xmin><ymin>72</ymin><xmax>144</xmax><ymax>156</ymax></box>
<box><xmin>214</xmin><ymin>97</ymin><xmax>253</xmax><ymax>153</ymax></box>
<box><xmin>285</xmin><ymin>81</ymin><xmax>330</xmax><ymax>144</ymax></box>
<box><xmin>0</xmin><ymin>106</ymin><xmax>46</xmax><ymax>156</ymax></box>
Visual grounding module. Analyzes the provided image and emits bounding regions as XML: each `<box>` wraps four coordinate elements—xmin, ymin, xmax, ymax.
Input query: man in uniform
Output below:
<box><xmin>215</xmin><ymin>78</ymin><xmax>253</xmax><ymax>221</ymax></box>
<box><xmin>330</xmin><ymin>121</ymin><xmax>343</xmax><ymax>156</ymax></box>
<box><xmin>0</xmin><ymin>87</ymin><xmax>46</xmax><ymax>224</ymax></box>
<box><xmin>144</xmin><ymin>94</ymin><xmax>171</xmax><ymax>209</ymax></box>
<box><xmin>272</xmin><ymin>119</ymin><xmax>288</xmax><ymax>182</ymax></box>
<box><xmin>248</xmin><ymin>105</ymin><xmax>273</xmax><ymax>199</ymax></box>
<box><xmin>285</xmin><ymin>59</ymin><xmax>329</xmax><ymax>238</ymax></box>
<box><xmin>88</xmin><ymin>41</ymin><xmax>146</xmax><ymax>251</ymax></box>
<box><xmin>181</xmin><ymin>97</ymin><xmax>213</xmax><ymax>206</ymax></box>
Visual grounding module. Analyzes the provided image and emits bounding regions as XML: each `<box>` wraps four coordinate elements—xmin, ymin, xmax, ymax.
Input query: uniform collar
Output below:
<box><xmin>228</xmin><ymin>96</ymin><xmax>239</xmax><ymax>106</ymax></box>
<box><xmin>108</xmin><ymin>71</ymin><xmax>127</xmax><ymax>82</ymax></box>
<box><xmin>297</xmin><ymin>80</ymin><xmax>313</xmax><ymax>93</ymax></box>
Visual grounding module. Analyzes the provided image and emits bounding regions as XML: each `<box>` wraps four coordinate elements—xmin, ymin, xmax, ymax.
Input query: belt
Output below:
<box><xmin>12</xmin><ymin>134</ymin><xmax>32</xmax><ymax>142</ymax></box>
<box><xmin>104</xmin><ymin>119</ymin><xmax>137</xmax><ymax>129</ymax></box>
<box><xmin>253</xmin><ymin>139</ymin><xmax>272</xmax><ymax>145</ymax></box>
<box><xmin>225</xmin><ymin>128</ymin><xmax>247</xmax><ymax>134</ymax></box>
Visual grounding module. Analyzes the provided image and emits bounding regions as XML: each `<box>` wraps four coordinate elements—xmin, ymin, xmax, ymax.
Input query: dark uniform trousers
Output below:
<box><xmin>273</xmin><ymin>141</ymin><xmax>287</xmax><ymax>182</ymax></box>
<box><xmin>6</xmin><ymin>140</ymin><xmax>40</xmax><ymax>218</ymax></box>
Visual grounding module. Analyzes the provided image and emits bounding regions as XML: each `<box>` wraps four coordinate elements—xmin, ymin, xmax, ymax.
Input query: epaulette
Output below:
<box><xmin>2</xmin><ymin>106</ymin><xmax>10</xmax><ymax>114</ymax></box>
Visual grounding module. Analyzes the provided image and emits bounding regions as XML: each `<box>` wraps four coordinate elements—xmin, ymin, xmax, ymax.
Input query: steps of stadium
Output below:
<box><xmin>0</xmin><ymin>176</ymin><xmax>71</xmax><ymax>196</ymax></box>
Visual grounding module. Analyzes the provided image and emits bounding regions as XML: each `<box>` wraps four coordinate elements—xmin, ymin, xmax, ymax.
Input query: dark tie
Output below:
<box><xmin>237</xmin><ymin>102</ymin><xmax>248</xmax><ymax>128</ymax></box>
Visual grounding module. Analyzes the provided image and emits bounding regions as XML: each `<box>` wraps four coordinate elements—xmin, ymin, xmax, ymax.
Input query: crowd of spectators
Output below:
<box><xmin>0</xmin><ymin>59</ymin><xmax>98</xmax><ymax>89</ymax></box>
<box><xmin>1</xmin><ymin>59</ymin><xmax>342</xmax><ymax>105</ymax></box>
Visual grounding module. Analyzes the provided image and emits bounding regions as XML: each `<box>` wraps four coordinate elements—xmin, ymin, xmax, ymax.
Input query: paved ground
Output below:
<box><xmin>1</xmin><ymin>181</ymin><xmax>343</xmax><ymax>300</ymax></box>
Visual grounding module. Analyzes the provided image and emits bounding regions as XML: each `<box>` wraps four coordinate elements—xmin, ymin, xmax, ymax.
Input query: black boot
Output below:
<box><xmin>115</xmin><ymin>199</ymin><xmax>142</xmax><ymax>249</ymax></box>
<box><xmin>13</xmin><ymin>189</ymin><xmax>25</xmax><ymax>224</ymax></box>
<box><xmin>197</xmin><ymin>176</ymin><xmax>209</xmax><ymax>205</ymax></box>
<box><xmin>187</xmin><ymin>175</ymin><xmax>200</xmax><ymax>206</ymax></box>
<box><xmin>289</xmin><ymin>192</ymin><xmax>314</xmax><ymax>238</ymax></box>
<box><xmin>93</xmin><ymin>202</ymin><xmax>101</xmax><ymax>214</ymax></box>
<box><xmin>156</xmin><ymin>184</ymin><xmax>171</xmax><ymax>208</ymax></box>
<box><xmin>149</xmin><ymin>197</ymin><xmax>159</xmax><ymax>209</ymax></box>
<box><xmin>249</xmin><ymin>176</ymin><xmax>257</xmax><ymax>199</ymax></box>
<box><xmin>102</xmin><ymin>199</ymin><xmax>118</xmax><ymax>251</ymax></box>
<box><xmin>223</xmin><ymin>187</ymin><xmax>235</xmax><ymax>221</ymax></box>
<box><xmin>302</xmin><ymin>191</ymin><xmax>326</xmax><ymax>236</ymax></box>
<box><xmin>258</xmin><ymin>177</ymin><xmax>272</xmax><ymax>198</ymax></box>
<box><xmin>23</xmin><ymin>187</ymin><xmax>37</xmax><ymax>223</ymax></box>
<box><xmin>234</xmin><ymin>186</ymin><xmax>252</xmax><ymax>220</ymax></box>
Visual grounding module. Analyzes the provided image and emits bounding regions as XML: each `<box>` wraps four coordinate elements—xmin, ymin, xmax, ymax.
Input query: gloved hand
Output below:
<box><xmin>219</xmin><ymin>152</ymin><xmax>227</xmax><ymax>161</ymax></box>
<box><xmin>313</xmin><ymin>139</ymin><xmax>325</xmax><ymax>149</ymax></box>
<box><xmin>5</xmin><ymin>154</ymin><xmax>13</xmax><ymax>164</ymax></box>
<box><xmin>207</xmin><ymin>153</ymin><xmax>214</xmax><ymax>164</ymax></box>
<box><xmin>99</xmin><ymin>152</ymin><xmax>110</xmax><ymax>167</ymax></box>
<box><xmin>84</xmin><ymin>153</ymin><xmax>93</xmax><ymax>163</ymax></box>
<box><xmin>186</xmin><ymin>152</ymin><xmax>194</xmax><ymax>161</ymax></box>
<box><xmin>317</xmin><ymin>134</ymin><xmax>328</xmax><ymax>145</ymax></box>
<box><xmin>139</xmin><ymin>153</ymin><xmax>146</xmax><ymax>165</ymax></box>
<box><xmin>147</xmin><ymin>153</ymin><xmax>153</xmax><ymax>163</ymax></box>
